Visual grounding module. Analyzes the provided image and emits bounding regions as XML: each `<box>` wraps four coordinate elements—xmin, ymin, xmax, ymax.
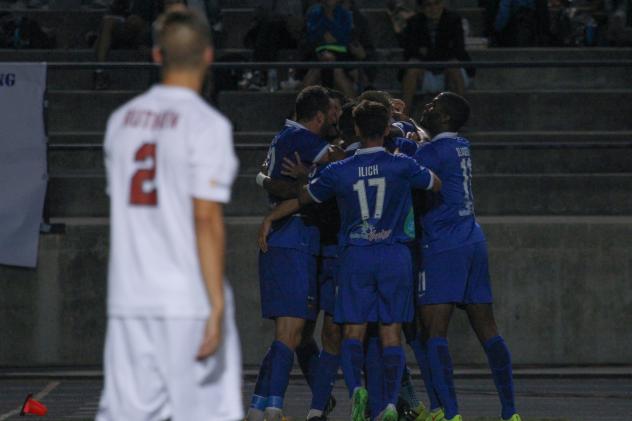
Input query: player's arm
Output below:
<box><xmin>256</xmin><ymin>173</ymin><xmax>301</xmax><ymax>199</ymax></box>
<box><xmin>407</xmin><ymin>156</ymin><xmax>442</xmax><ymax>192</ymax></box>
<box><xmin>189</xmin><ymin>120</ymin><xmax>238</xmax><ymax>360</ymax></box>
<box><xmin>258</xmin><ymin>198</ymin><xmax>301</xmax><ymax>252</ymax></box>
<box><xmin>194</xmin><ymin>199</ymin><xmax>226</xmax><ymax>359</ymax></box>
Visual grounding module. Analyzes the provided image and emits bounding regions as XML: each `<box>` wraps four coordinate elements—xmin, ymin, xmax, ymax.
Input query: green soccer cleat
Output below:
<box><xmin>412</xmin><ymin>403</ymin><xmax>430</xmax><ymax>421</ymax></box>
<box><xmin>443</xmin><ymin>415</ymin><xmax>462</xmax><ymax>421</ymax></box>
<box><xmin>503</xmin><ymin>415</ymin><xmax>522</xmax><ymax>421</ymax></box>
<box><xmin>381</xmin><ymin>404</ymin><xmax>399</xmax><ymax>421</ymax></box>
<box><xmin>424</xmin><ymin>408</ymin><xmax>445</xmax><ymax>421</ymax></box>
<box><xmin>351</xmin><ymin>387</ymin><xmax>369</xmax><ymax>421</ymax></box>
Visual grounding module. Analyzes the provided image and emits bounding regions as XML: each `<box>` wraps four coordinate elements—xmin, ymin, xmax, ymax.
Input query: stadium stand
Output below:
<box><xmin>0</xmin><ymin>0</ymin><xmax>631</xmax><ymax>369</ymax></box>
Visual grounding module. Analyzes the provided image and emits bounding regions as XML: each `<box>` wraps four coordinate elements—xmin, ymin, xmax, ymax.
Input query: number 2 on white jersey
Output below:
<box><xmin>353</xmin><ymin>177</ymin><xmax>386</xmax><ymax>220</ymax></box>
<box><xmin>129</xmin><ymin>143</ymin><xmax>157</xmax><ymax>206</ymax></box>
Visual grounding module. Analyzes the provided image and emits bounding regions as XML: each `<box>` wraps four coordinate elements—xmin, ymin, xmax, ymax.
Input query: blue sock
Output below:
<box><xmin>410</xmin><ymin>337</ymin><xmax>441</xmax><ymax>410</ymax></box>
<box><xmin>483</xmin><ymin>336</ymin><xmax>516</xmax><ymax>420</ymax></box>
<box><xmin>267</xmin><ymin>340</ymin><xmax>294</xmax><ymax>409</ymax></box>
<box><xmin>399</xmin><ymin>365</ymin><xmax>420</xmax><ymax>409</ymax></box>
<box><xmin>382</xmin><ymin>346</ymin><xmax>406</xmax><ymax>407</ymax></box>
<box><xmin>310</xmin><ymin>351</ymin><xmax>340</xmax><ymax>411</ymax></box>
<box><xmin>296</xmin><ymin>338</ymin><xmax>320</xmax><ymax>390</ymax></box>
<box><xmin>250</xmin><ymin>346</ymin><xmax>273</xmax><ymax>410</ymax></box>
<box><xmin>365</xmin><ymin>335</ymin><xmax>383</xmax><ymax>419</ymax></box>
<box><xmin>341</xmin><ymin>338</ymin><xmax>364</xmax><ymax>398</ymax></box>
<box><xmin>427</xmin><ymin>337</ymin><xmax>458</xmax><ymax>418</ymax></box>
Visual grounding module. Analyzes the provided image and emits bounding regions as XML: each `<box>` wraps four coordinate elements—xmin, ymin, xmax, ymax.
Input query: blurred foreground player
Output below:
<box><xmin>414</xmin><ymin>92</ymin><xmax>521</xmax><ymax>421</ymax></box>
<box><xmin>97</xmin><ymin>10</ymin><xmax>242</xmax><ymax>421</ymax></box>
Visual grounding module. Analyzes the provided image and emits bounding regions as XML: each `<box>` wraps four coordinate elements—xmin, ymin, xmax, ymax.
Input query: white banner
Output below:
<box><xmin>0</xmin><ymin>63</ymin><xmax>47</xmax><ymax>268</ymax></box>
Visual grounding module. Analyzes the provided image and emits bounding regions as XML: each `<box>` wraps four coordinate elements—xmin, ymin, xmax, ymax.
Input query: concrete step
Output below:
<box><xmin>221</xmin><ymin>7</ymin><xmax>486</xmax><ymax>47</ymax></box>
<box><xmin>49</xmin><ymin>130</ymin><xmax>632</xmax><ymax>145</ymax></box>
<box><xmin>216</xmin><ymin>90</ymin><xmax>632</xmax><ymax>132</ymax></box>
<box><xmin>6</xmin><ymin>47</ymin><xmax>632</xmax><ymax>91</ymax></box>
<box><xmin>45</xmin><ymin>172</ymin><xmax>632</xmax><ymax>217</ymax></box>
<box><xmin>44</xmin><ymin>89</ymin><xmax>632</xmax><ymax>132</ymax></box>
<box><xmin>220</xmin><ymin>0</ymin><xmax>480</xmax><ymax>9</ymax></box>
<box><xmin>47</xmin><ymin>140</ymin><xmax>632</xmax><ymax>175</ymax></box>
<box><xmin>4</xmin><ymin>47</ymin><xmax>630</xmax><ymax>62</ymax></box>
<box><xmin>1</xmin><ymin>216</ymin><xmax>631</xmax><ymax>366</ymax></box>
<box><xmin>0</xmin><ymin>6</ymin><xmax>485</xmax><ymax>48</ymax></box>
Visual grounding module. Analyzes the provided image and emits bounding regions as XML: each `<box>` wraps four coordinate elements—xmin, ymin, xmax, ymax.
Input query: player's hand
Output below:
<box><xmin>196</xmin><ymin>310</ymin><xmax>223</xmax><ymax>360</ymax></box>
<box><xmin>391</xmin><ymin>98</ymin><xmax>406</xmax><ymax>116</ymax></box>
<box><xmin>258</xmin><ymin>216</ymin><xmax>272</xmax><ymax>253</ymax></box>
<box><xmin>281</xmin><ymin>152</ymin><xmax>310</xmax><ymax>179</ymax></box>
<box><xmin>329</xmin><ymin>145</ymin><xmax>346</xmax><ymax>162</ymax></box>
<box><xmin>406</xmin><ymin>131</ymin><xmax>421</xmax><ymax>142</ymax></box>
<box><xmin>323</xmin><ymin>31</ymin><xmax>337</xmax><ymax>44</ymax></box>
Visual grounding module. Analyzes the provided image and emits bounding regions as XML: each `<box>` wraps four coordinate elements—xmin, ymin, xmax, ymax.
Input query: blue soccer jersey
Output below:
<box><xmin>307</xmin><ymin>147</ymin><xmax>434</xmax><ymax>248</ymax></box>
<box><xmin>265</xmin><ymin>120</ymin><xmax>329</xmax><ymax>254</ymax></box>
<box><xmin>384</xmin><ymin>136</ymin><xmax>419</xmax><ymax>157</ymax></box>
<box><xmin>413</xmin><ymin>132</ymin><xmax>485</xmax><ymax>255</ymax></box>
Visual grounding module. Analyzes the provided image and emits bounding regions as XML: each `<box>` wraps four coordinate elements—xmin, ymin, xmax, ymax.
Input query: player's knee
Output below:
<box><xmin>321</xmin><ymin>321</ymin><xmax>342</xmax><ymax>353</ymax></box>
<box><xmin>379</xmin><ymin>323</ymin><xmax>402</xmax><ymax>347</ymax></box>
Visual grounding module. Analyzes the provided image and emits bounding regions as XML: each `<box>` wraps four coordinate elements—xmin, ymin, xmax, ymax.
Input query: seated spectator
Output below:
<box><xmin>386</xmin><ymin>0</ymin><xmax>418</xmax><ymax>35</ymax></box>
<box><xmin>398</xmin><ymin>0</ymin><xmax>474</xmax><ymax>113</ymax></box>
<box><xmin>493</xmin><ymin>0</ymin><xmax>550</xmax><ymax>46</ymax></box>
<box><xmin>302</xmin><ymin>0</ymin><xmax>357</xmax><ymax>98</ymax></box>
<box><xmin>342</xmin><ymin>0</ymin><xmax>378</xmax><ymax>90</ymax></box>
<box><xmin>93</xmin><ymin>0</ymin><xmax>186</xmax><ymax>90</ymax></box>
<box><xmin>241</xmin><ymin>0</ymin><xmax>308</xmax><ymax>90</ymax></box>
<box><xmin>606</xmin><ymin>0</ymin><xmax>632</xmax><ymax>45</ymax></box>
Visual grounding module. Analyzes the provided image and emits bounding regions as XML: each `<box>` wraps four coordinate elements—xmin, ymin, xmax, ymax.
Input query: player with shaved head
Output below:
<box><xmin>96</xmin><ymin>10</ymin><xmax>243</xmax><ymax>421</ymax></box>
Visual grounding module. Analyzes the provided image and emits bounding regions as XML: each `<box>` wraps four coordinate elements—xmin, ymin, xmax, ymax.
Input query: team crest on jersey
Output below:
<box><xmin>350</xmin><ymin>221</ymin><xmax>392</xmax><ymax>242</ymax></box>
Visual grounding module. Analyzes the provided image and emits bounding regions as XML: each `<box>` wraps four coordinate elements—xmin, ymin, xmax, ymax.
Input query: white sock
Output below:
<box><xmin>306</xmin><ymin>409</ymin><xmax>323</xmax><ymax>419</ymax></box>
<box><xmin>246</xmin><ymin>408</ymin><xmax>264</xmax><ymax>421</ymax></box>
<box><xmin>264</xmin><ymin>407</ymin><xmax>283</xmax><ymax>421</ymax></box>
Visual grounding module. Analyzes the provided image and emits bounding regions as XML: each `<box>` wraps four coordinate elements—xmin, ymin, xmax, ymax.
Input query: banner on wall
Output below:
<box><xmin>0</xmin><ymin>63</ymin><xmax>47</xmax><ymax>268</ymax></box>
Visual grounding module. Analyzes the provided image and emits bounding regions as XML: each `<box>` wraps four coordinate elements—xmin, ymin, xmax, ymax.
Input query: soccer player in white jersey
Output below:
<box><xmin>96</xmin><ymin>10</ymin><xmax>242</xmax><ymax>421</ymax></box>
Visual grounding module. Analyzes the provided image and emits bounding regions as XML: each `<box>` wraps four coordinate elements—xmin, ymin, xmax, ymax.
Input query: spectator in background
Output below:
<box><xmin>302</xmin><ymin>0</ymin><xmax>357</xmax><ymax>98</ymax></box>
<box><xmin>492</xmin><ymin>0</ymin><xmax>550</xmax><ymax>46</ymax></box>
<box><xmin>93</xmin><ymin>0</ymin><xmax>186</xmax><ymax>90</ymax></box>
<box><xmin>387</xmin><ymin>0</ymin><xmax>418</xmax><ymax>35</ymax></box>
<box><xmin>342</xmin><ymin>0</ymin><xmax>378</xmax><ymax>90</ymax></box>
<box><xmin>398</xmin><ymin>0</ymin><xmax>474</xmax><ymax>114</ymax></box>
<box><xmin>606</xmin><ymin>0</ymin><xmax>632</xmax><ymax>45</ymax></box>
<box><xmin>241</xmin><ymin>0</ymin><xmax>308</xmax><ymax>90</ymax></box>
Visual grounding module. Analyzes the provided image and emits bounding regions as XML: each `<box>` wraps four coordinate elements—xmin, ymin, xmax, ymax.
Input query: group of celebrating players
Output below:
<box><xmin>248</xmin><ymin>86</ymin><xmax>522</xmax><ymax>421</ymax></box>
<box><xmin>96</xmin><ymin>7</ymin><xmax>521</xmax><ymax>421</ymax></box>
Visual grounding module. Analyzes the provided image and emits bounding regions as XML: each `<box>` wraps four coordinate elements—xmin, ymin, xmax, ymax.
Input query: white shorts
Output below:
<box><xmin>96</xmin><ymin>289</ymin><xmax>243</xmax><ymax>421</ymax></box>
<box><xmin>421</xmin><ymin>68</ymin><xmax>471</xmax><ymax>94</ymax></box>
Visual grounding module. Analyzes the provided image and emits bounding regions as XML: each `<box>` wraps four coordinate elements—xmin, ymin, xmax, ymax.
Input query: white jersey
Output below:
<box><xmin>104</xmin><ymin>84</ymin><xmax>238</xmax><ymax>318</ymax></box>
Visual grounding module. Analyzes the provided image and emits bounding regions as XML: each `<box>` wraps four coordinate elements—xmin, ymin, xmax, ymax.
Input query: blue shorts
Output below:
<box><xmin>318</xmin><ymin>256</ymin><xmax>337</xmax><ymax>316</ymax></box>
<box><xmin>259</xmin><ymin>247</ymin><xmax>318</xmax><ymax>320</ymax></box>
<box><xmin>335</xmin><ymin>243</ymin><xmax>414</xmax><ymax>324</ymax></box>
<box><xmin>418</xmin><ymin>241</ymin><xmax>493</xmax><ymax>305</ymax></box>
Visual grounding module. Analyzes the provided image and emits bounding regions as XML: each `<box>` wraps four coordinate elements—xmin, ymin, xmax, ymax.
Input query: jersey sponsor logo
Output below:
<box><xmin>404</xmin><ymin>207</ymin><xmax>415</xmax><ymax>239</ymax></box>
<box><xmin>349</xmin><ymin>221</ymin><xmax>392</xmax><ymax>242</ymax></box>
<box><xmin>0</xmin><ymin>73</ymin><xmax>16</xmax><ymax>87</ymax></box>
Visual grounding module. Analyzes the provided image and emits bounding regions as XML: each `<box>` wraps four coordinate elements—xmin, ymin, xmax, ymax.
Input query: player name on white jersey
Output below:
<box><xmin>123</xmin><ymin>109</ymin><xmax>180</xmax><ymax>130</ymax></box>
<box><xmin>358</xmin><ymin>165</ymin><xmax>379</xmax><ymax>177</ymax></box>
